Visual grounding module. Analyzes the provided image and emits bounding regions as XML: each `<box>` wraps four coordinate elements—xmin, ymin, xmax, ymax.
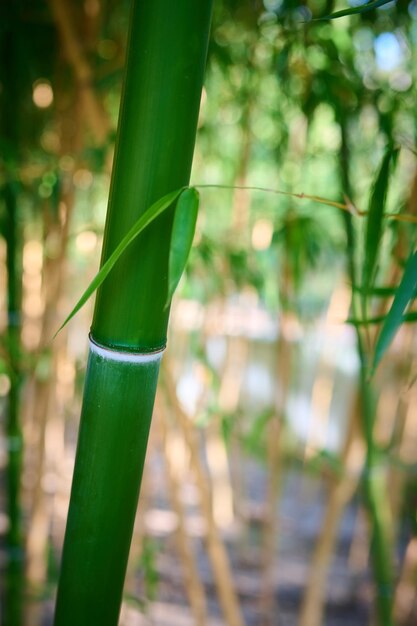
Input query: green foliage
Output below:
<box><xmin>243</xmin><ymin>408</ymin><xmax>275</xmax><ymax>456</ymax></box>
<box><xmin>138</xmin><ymin>537</ymin><xmax>160</xmax><ymax>606</ymax></box>
<box><xmin>55</xmin><ymin>188</ymin><xmax>185</xmax><ymax>336</ymax></box>
<box><xmin>166</xmin><ymin>188</ymin><xmax>200</xmax><ymax>308</ymax></box>
<box><xmin>348</xmin><ymin>311</ymin><xmax>417</xmax><ymax>326</ymax></box>
<box><xmin>361</xmin><ymin>147</ymin><xmax>399</xmax><ymax>316</ymax></box>
<box><xmin>317</xmin><ymin>0</ymin><xmax>396</xmax><ymax>21</ymax></box>
<box><xmin>373</xmin><ymin>249</ymin><xmax>417</xmax><ymax>372</ymax></box>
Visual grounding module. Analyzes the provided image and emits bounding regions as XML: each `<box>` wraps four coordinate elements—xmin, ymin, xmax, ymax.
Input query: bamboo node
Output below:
<box><xmin>89</xmin><ymin>336</ymin><xmax>165</xmax><ymax>363</ymax></box>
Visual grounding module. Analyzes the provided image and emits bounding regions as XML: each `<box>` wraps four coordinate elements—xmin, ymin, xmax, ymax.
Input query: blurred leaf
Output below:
<box><xmin>123</xmin><ymin>593</ymin><xmax>146</xmax><ymax>612</ymax></box>
<box><xmin>352</xmin><ymin>284</ymin><xmax>417</xmax><ymax>298</ymax></box>
<box><xmin>307</xmin><ymin>450</ymin><xmax>344</xmax><ymax>477</ymax></box>
<box><xmin>244</xmin><ymin>408</ymin><xmax>275</xmax><ymax>455</ymax></box>
<box><xmin>221</xmin><ymin>413</ymin><xmax>235</xmax><ymax>445</ymax></box>
<box><xmin>317</xmin><ymin>0</ymin><xmax>395</xmax><ymax>20</ymax></box>
<box><xmin>362</xmin><ymin>147</ymin><xmax>399</xmax><ymax>314</ymax></box>
<box><xmin>372</xmin><ymin>250</ymin><xmax>417</xmax><ymax>373</ymax></box>
<box><xmin>348</xmin><ymin>310</ymin><xmax>417</xmax><ymax>326</ymax></box>
<box><xmin>166</xmin><ymin>187</ymin><xmax>199</xmax><ymax>308</ymax></box>
<box><xmin>55</xmin><ymin>188</ymin><xmax>184</xmax><ymax>336</ymax></box>
<box><xmin>139</xmin><ymin>537</ymin><xmax>159</xmax><ymax>603</ymax></box>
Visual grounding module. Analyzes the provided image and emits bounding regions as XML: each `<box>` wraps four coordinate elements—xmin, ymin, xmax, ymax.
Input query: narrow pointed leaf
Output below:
<box><xmin>352</xmin><ymin>284</ymin><xmax>417</xmax><ymax>298</ymax></box>
<box><xmin>165</xmin><ymin>187</ymin><xmax>199</xmax><ymax>308</ymax></box>
<box><xmin>55</xmin><ymin>188</ymin><xmax>184</xmax><ymax>336</ymax></box>
<box><xmin>347</xmin><ymin>311</ymin><xmax>417</xmax><ymax>326</ymax></box>
<box><xmin>372</xmin><ymin>250</ymin><xmax>417</xmax><ymax>372</ymax></box>
<box><xmin>317</xmin><ymin>0</ymin><xmax>394</xmax><ymax>20</ymax></box>
<box><xmin>362</xmin><ymin>147</ymin><xmax>399</xmax><ymax>312</ymax></box>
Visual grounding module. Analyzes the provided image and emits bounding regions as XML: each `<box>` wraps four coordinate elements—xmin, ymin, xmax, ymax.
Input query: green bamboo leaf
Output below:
<box><xmin>165</xmin><ymin>187</ymin><xmax>199</xmax><ymax>308</ymax></box>
<box><xmin>316</xmin><ymin>0</ymin><xmax>394</xmax><ymax>20</ymax></box>
<box><xmin>55</xmin><ymin>188</ymin><xmax>184</xmax><ymax>336</ymax></box>
<box><xmin>352</xmin><ymin>284</ymin><xmax>417</xmax><ymax>298</ymax></box>
<box><xmin>348</xmin><ymin>311</ymin><xmax>417</xmax><ymax>326</ymax></box>
<box><xmin>362</xmin><ymin>147</ymin><xmax>399</xmax><ymax>313</ymax></box>
<box><xmin>372</xmin><ymin>250</ymin><xmax>417</xmax><ymax>372</ymax></box>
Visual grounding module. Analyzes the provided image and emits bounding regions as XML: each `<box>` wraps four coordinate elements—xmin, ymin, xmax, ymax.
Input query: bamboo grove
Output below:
<box><xmin>1</xmin><ymin>1</ymin><xmax>417</xmax><ymax>625</ymax></box>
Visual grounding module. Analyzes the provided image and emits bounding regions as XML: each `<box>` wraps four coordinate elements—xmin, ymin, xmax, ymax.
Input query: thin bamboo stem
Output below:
<box><xmin>26</xmin><ymin>187</ymin><xmax>73</xmax><ymax>596</ymax></box>
<box><xmin>394</xmin><ymin>536</ymin><xmax>417</xmax><ymax>623</ymax></box>
<box><xmin>162</xmin><ymin>362</ymin><xmax>245</xmax><ymax>626</ymax></box>
<box><xmin>299</xmin><ymin>395</ymin><xmax>365</xmax><ymax>626</ymax></box>
<box><xmin>49</xmin><ymin>0</ymin><xmax>111</xmax><ymax>145</ymax></box>
<box><xmin>259</xmin><ymin>329</ymin><xmax>290</xmax><ymax>623</ymax></box>
<box><xmin>159</xmin><ymin>398</ymin><xmax>208</xmax><ymax>626</ymax></box>
<box><xmin>340</xmin><ymin>119</ymin><xmax>395</xmax><ymax>626</ymax></box>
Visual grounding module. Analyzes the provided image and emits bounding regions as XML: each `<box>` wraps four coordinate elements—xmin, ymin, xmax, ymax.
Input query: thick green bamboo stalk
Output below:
<box><xmin>4</xmin><ymin>182</ymin><xmax>24</xmax><ymax>626</ymax></box>
<box><xmin>54</xmin><ymin>3</ymin><xmax>212</xmax><ymax>624</ymax></box>
<box><xmin>1</xmin><ymin>7</ymin><xmax>24</xmax><ymax>623</ymax></box>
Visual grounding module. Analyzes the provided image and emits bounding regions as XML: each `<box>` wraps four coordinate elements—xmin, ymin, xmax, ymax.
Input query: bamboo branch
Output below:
<box><xmin>49</xmin><ymin>0</ymin><xmax>111</xmax><ymax>145</ymax></box>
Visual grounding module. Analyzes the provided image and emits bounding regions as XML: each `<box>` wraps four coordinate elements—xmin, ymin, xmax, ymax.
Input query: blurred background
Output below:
<box><xmin>1</xmin><ymin>0</ymin><xmax>417</xmax><ymax>624</ymax></box>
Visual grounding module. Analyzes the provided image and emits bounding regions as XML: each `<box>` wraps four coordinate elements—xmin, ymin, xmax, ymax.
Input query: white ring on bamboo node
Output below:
<box><xmin>89</xmin><ymin>337</ymin><xmax>165</xmax><ymax>363</ymax></box>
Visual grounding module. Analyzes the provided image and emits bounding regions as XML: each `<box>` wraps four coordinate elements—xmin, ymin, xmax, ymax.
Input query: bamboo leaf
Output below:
<box><xmin>362</xmin><ymin>147</ymin><xmax>399</xmax><ymax>313</ymax></box>
<box><xmin>352</xmin><ymin>284</ymin><xmax>417</xmax><ymax>298</ymax></box>
<box><xmin>348</xmin><ymin>311</ymin><xmax>417</xmax><ymax>326</ymax></box>
<box><xmin>372</xmin><ymin>250</ymin><xmax>417</xmax><ymax>372</ymax></box>
<box><xmin>316</xmin><ymin>0</ymin><xmax>394</xmax><ymax>20</ymax></box>
<box><xmin>55</xmin><ymin>188</ymin><xmax>184</xmax><ymax>336</ymax></box>
<box><xmin>165</xmin><ymin>187</ymin><xmax>199</xmax><ymax>308</ymax></box>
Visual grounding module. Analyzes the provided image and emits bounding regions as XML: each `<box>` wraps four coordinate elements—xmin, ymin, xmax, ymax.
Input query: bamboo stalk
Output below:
<box><xmin>394</xmin><ymin>536</ymin><xmax>417</xmax><ymax>623</ymax></box>
<box><xmin>205</xmin><ymin>335</ymin><xmax>246</xmax><ymax>530</ymax></box>
<box><xmin>299</xmin><ymin>394</ymin><xmax>365</xmax><ymax>626</ymax></box>
<box><xmin>158</xmin><ymin>397</ymin><xmax>208</xmax><ymax>626</ymax></box>
<box><xmin>49</xmin><ymin>0</ymin><xmax>111</xmax><ymax>145</ymax></box>
<box><xmin>26</xmin><ymin>185</ymin><xmax>73</xmax><ymax>596</ymax></box>
<box><xmin>339</xmin><ymin>119</ymin><xmax>395</xmax><ymax>626</ymax></box>
<box><xmin>259</xmin><ymin>326</ymin><xmax>291</xmax><ymax>623</ymax></box>
<box><xmin>161</xmin><ymin>362</ymin><xmax>245</xmax><ymax>626</ymax></box>
<box><xmin>53</xmin><ymin>3</ymin><xmax>212</xmax><ymax>624</ymax></box>
<box><xmin>1</xmin><ymin>10</ymin><xmax>24</xmax><ymax>622</ymax></box>
<box><xmin>4</xmin><ymin>182</ymin><xmax>24</xmax><ymax>626</ymax></box>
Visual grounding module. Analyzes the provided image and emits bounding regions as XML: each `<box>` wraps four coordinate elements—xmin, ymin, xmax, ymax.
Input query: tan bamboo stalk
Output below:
<box><xmin>218</xmin><ymin>335</ymin><xmax>249</xmax><ymax>526</ymax></box>
<box><xmin>158</xmin><ymin>395</ymin><xmax>208</xmax><ymax>626</ymax></box>
<box><xmin>385</xmin><ymin>331</ymin><xmax>417</xmax><ymax>535</ymax></box>
<box><xmin>26</xmin><ymin>8</ymin><xmax>111</xmax><ymax>595</ymax></box>
<box><xmin>49</xmin><ymin>0</ymin><xmax>110</xmax><ymax>145</ymax></box>
<box><xmin>205</xmin><ymin>419</ymin><xmax>235</xmax><ymax>529</ymax></box>
<box><xmin>205</xmin><ymin>335</ymin><xmax>249</xmax><ymax>530</ymax></box>
<box><xmin>305</xmin><ymin>283</ymin><xmax>351</xmax><ymax>458</ymax></box>
<box><xmin>162</xmin><ymin>360</ymin><xmax>245</xmax><ymax>626</ymax></box>
<box><xmin>25</xmin><ymin>187</ymin><xmax>73</xmax><ymax>594</ymax></box>
<box><xmin>347</xmin><ymin>508</ymin><xmax>370</xmax><ymax>576</ymax></box>
<box><xmin>258</xmin><ymin>320</ymin><xmax>292</xmax><ymax>623</ymax></box>
<box><xmin>299</xmin><ymin>393</ymin><xmax>365</xmax><ymax>626</ymax></box>
<box><xmin>392</xmin><ymin>391</ymin><xmax>417</xmax><ymax>622</ymax></box>
<box><xmin>394</xmin><ymin>536</ymin><xmax>417</xmax><ymax>623</ymax></box>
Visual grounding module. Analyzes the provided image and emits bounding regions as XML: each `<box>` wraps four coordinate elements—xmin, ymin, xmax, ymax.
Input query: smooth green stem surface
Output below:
<box><xmin>54</xmin><ymin>1</ymin><xmax>212</xmax><ymax>624</ymax></box>
<box><xmin>1</xmin><ymin>5</ymin><xmax>25</xmax><ymax>622</ymax></box>
<box><xmin>54</xmin><ymin>346</ymin><xmax>161</xmax><ymax>625</ymax></box>
<box><xmin>4</xmin><ymin>182</ymin><xmax>24</xmax><ymax>626</ymax></box>
<box><xmin>340</xmin><ymin>121</ymin><xmax>394</xmax><ymax>626</ymax></box>
<box><xmin>92</xmin><ymin>0</ymin><xmax>213</xmax><ymax>353</ymax></box>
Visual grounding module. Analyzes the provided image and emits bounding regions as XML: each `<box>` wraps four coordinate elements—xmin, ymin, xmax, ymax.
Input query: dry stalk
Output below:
<box><xmin>162</xmin><ymin>359</ymin><xmax>245</xmax><ymax>626</ymax></box>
